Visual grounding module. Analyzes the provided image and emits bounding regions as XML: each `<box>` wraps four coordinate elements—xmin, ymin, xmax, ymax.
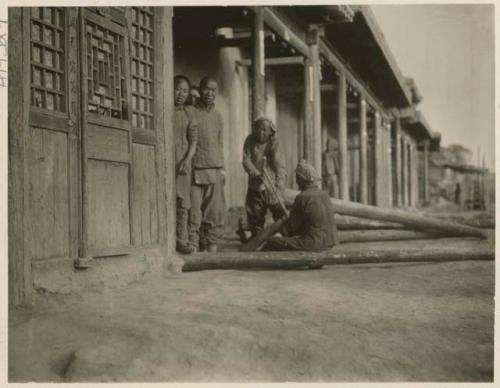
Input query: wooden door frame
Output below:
<box><xmin>8</xmin><ymin>8</ymin><xmax>32</xmax><ymax>306</ymax></box>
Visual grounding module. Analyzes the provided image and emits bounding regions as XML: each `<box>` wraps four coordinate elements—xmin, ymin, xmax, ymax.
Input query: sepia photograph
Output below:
<box><xmin>5</xmin><ymin>2</ymin><xmax>496</xmax><ymax>383</ymax></box>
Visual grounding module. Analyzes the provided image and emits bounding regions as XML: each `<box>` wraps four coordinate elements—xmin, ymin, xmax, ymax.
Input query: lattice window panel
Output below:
<box><xmin>85</xmin><ymin>20</ymin><xmax>127</xmax><ymax>119</ymax></box>
<box><xmin>130</xmin><ymin>7</ymin><xmax>154</xmax><ymax>129</ymax></box>
<box><xmin>30</xmin><ymin>7</ymin><xmax>66</xmax><ymax>112</ymax></box>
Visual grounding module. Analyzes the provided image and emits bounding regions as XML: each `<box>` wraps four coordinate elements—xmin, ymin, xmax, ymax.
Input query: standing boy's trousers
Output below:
<box><xmin>245</xmin><ymin>188</ymin><xmax>286</xmax><ymax>236</ymax></box>
<box><xmin>189</xmin><ymin>169</ymin><xmax>226</xmax><ymax>247</ymax></box>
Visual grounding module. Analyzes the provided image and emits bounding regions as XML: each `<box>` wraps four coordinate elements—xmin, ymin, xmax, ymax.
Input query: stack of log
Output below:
<box><xmin>182</xmin><ymin>189</ymin><xmax>492</xmax><ymax>272</ymax></box>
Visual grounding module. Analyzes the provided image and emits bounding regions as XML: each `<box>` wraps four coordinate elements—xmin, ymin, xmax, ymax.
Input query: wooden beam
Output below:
<box><xmin>340</xmin><ymin>229</ymin><xmax>451</xmax><ymax>243</ymax></box>
<box><xmin>319</xmin><ymin>39</ymin><xmax>391</xmax><ymax>122</ymax></box>
<box><xmin>232</xmin><ymin>28</ymin><xmax>275</xmax><ymax>40</ymax></box>
<box><xmin>394</xmin><ymin>116</ymin><xmax>402</xmax><ymax>207</ymax></box>
<box><xmin>240</xmin><ymin>219</ymin><xmax>286</xmax><ymax>252</ymax></box>
<box><xmin>337</xmin><ymin>216</ymin><xmax>403</xmax><ymax>230</ymax></box>
<box><xmin>322</xmin><ymin>102</ymin><xmax>358</xmax><ymax>110</ymax></box>
<box><xmin>236</xmin><ymin>56</ymin><xmax>304</xmax><ymax>67</ymax></box>
<box><xmin>253</xmin><ymin>8</ymin><xmax>266</xmax><ymax>118</ymax></box>
<box><xmin>278</xmin><ymin>83</ymin><xmax>338</xmax><ymax>95</ymax></box>
<box><xmin>359</xmin><ymin>97</ymin><xmax>368</xmax><ymax>204</ymax></box>
<box><xmin>182</xmin><ymin>245</ymin><xmax>493</xmax><ymax>272</ymax></box>
<box><xmin>337</xmin><ymin>72</ymin><xmax>349</xmax><ymax>200</ymax></box>
<box><xmin>252</xmin><ymin>6</ymin><xmax>309</xmax><ymax>57</ymax></box>
<box><xmin>320</xmin><ymin>83</ymin><xmax>337</xmax><ymax>92</ymax></box>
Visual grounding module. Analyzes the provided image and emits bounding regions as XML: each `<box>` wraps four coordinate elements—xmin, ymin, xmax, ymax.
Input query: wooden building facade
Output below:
<box><xmin>9</xmin><ymin>5</ymin><xmax>441</xmax><ymax>306</ymax></box>
<box><xmin>9</xmin><ymin>7</ymin><xmax>176</xmax><ymax>306</ymax></box>
<box><xmin>173</xmin><ymin>6</ymin><xmax>441</xmax><ymax>209</ymax></box>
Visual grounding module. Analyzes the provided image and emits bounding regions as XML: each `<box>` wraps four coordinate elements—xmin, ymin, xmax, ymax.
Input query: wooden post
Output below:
<box><xmin>386</xmin><ymin>121</ymin><xmax>393</xmax><ymax>207</ymax></box>
<box><xmin>252</xmin><ymin>7</ymin><xmax>266</xmax><ymax>119</ymax></box>
<box><xmin>161</xmin><ymin>7</ymin><xmax>177</xmax><ymax>266</ymax></box>
<box><xmin>359</xmin><ymin>96</ymin><xmax>368</xmax><ymax>204</ymax></box>
<box><xmin>402</xmin><ymin>136</ymin><xmax>408</xmax><ymax>206</ymax></box>
<box><xmin>373</xmin><ymin>111</ymin><xmax>382</xmax><ymax>206</ymax></box>
<box><xmin>394</xmin><ymin>116</ymin><xmax>402</xmax><ymax>207</ymax></box>
<box><xmin>481</xmin><ymin>154</ymin><xmax>487</xmax><ymax>210</ymax></box>
<box><xmin>303</xmin><ymin>57</ymin><xmax>314</xmax><ymax>165</ymax></box>
<box><xmin>308</xmin><ymin>26</ymin><xmax>322</xmax><ymax>179</ymax></box>
<box><xmin>9</xmin><ymin>8</ymin><xmax>32</xmax><ymax>306</ymax></box>
<box><xmin>337</xmin><ymin>72</ymin><xmax>348</xmax><ymax>200</ymax></box>
<box><xmin>423</xmin><ymin>139</ymin><xmax>429</xmax><ymax>205</ymax></box>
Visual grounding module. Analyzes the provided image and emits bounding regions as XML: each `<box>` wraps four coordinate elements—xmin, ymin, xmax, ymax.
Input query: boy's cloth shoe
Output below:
<box><xmin>177</xmin><ymin>242</ymin><xmax>195</xmax><ymax>254</ymax></box>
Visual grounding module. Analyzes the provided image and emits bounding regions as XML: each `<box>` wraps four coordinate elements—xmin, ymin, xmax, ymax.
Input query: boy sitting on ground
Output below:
<box><xmin>262</xmin><ymin>161</ymin><xmax>339</xmax><ymax>252</ymax></box>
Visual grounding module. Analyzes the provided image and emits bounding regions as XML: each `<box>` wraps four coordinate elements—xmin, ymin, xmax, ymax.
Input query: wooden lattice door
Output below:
<box><xmin>80</xmin><ymin>8</ymin><xmax>133</xmax><ymax>257</ymax></box>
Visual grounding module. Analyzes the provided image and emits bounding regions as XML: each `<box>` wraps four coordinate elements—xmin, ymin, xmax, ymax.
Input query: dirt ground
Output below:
<box><xmin>9</xmin><ymin>234</ymin><xmax>494</xmax><ymax>383</ymax></box>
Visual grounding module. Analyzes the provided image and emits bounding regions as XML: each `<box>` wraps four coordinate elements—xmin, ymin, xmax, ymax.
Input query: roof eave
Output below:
<box><xmin>358</xmin><ymin>6</ymin><xmax>413</xmax><ymax>107</ymax></box>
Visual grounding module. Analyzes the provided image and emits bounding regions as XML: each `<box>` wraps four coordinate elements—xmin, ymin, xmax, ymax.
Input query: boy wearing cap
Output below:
<box><xmin>263</xmin><ymin>161</ymin><xmax>339</xmax><ymax>251</ymax></box>
<box><xmin>242</xmin><ymin>117</ymin><xmax>287</xmax><ymax>237</ymax></box>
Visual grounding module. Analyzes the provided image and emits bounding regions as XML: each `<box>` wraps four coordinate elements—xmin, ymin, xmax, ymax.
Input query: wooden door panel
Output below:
<box><xmin>87</xmin><ymin>160</ymin><xmax>130</xmax><ymax>254</ymax></box>
<box><xmin>132</xmin><ymin>143</ymin><xmax>158</xmax><ymax>246</ymax></box>
<box><xmin>23</xmin><ymin>8</ymin><xmax>75</xmax><ymax>261</ymax></box>
<box><xmin>26</xmin><ymin>127</ymin><xmax>70</xmax><ymax>260</ymax></box>
<box><xmin>86</xmin><ymin>124</ymin><xmax>130</xmax><ymax>163</ymax></box>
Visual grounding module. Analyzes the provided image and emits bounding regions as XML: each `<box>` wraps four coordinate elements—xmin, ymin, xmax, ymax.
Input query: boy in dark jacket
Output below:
<box><xmin>263</xmin><ymin>161</ymin><xmax>339</xmax><ymax>251</ymax></box>
<box><xmin>242</xmin><ymin>117</ymin><xmax>287</xmax><ymax>237</ymax></box>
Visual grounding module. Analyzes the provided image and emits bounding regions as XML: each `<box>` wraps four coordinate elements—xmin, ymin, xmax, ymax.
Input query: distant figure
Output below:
<box><xmin>322</xmin><ymin>137</ymin><xmax>339</xmax><ymax>198</ymax></box>
<box><xmin>455</xmin><ymin>182</ymin><xmax>461</xmax><ymax>205</ymax></box>
<box><xmin>242</xmin><ymin>116</ymin><xmax>287</xmax><ymax>237</ymax></box>
<box><xmin>189</xmin><ymin>77</ymin><xmax>226</xmax><ymax>253</ymax></box>
<box><xmin>173</xmin><ymin>75</ymin><xmax>198</xmax><ymax>254</ymax></box>
<box><xmin>262</xmin><ymin>161</ymin><xmax>339</xmax><ymax>252</ymax></box>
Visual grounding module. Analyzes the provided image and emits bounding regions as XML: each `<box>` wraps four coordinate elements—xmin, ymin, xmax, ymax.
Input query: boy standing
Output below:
<box><xmin>322</xmin><ymin>137</ymin><xmax>339</xmax><ymax>198</ymax></box>
<box><xmin>189</xmin><ymin>77</ymin><xmax>226</xmax><ymax>253</ymax></box>
<box><xmin>243</xmin><ymin>117</ymin><xmax>287</xmax><ymax>237</ymax></box>
<box><xmin>174</xmin><ymin>75</ymin><xmax>198</xmax><ymax>254</ymax></box>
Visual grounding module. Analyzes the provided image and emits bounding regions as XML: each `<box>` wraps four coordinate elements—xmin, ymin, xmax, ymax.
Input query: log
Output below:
<box><xmin>336</xmin><ymin>215</ymin><xmax>494</xmax><ymax>230</ymax></box>
<box><xmin>240</xmin><ymin>218</ymin><xmax>286</xmax><ymax>252</ymax></box>
<box><xmin>425</xmin><ymin>214</ymin><xmax>495</xmax><ymax>230</ymax></box>
<box><xmin>182</xmin><ymin>245</ymin><xmax>494</xmax><ymax>272</ymax></box>
<box><xmin>335</xmin><ymin>216</ymin><xmax>404</xmax><ymax>230</ymax></box>
<box><xmin>283</xmin><ymin>189</ymin><xmax>488</xmax><ymax>239</ymax></box>
<box><xmin>339</xmin><ymin>229</ymin><xmax>446</xmax><ymax>243</ymax></box>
